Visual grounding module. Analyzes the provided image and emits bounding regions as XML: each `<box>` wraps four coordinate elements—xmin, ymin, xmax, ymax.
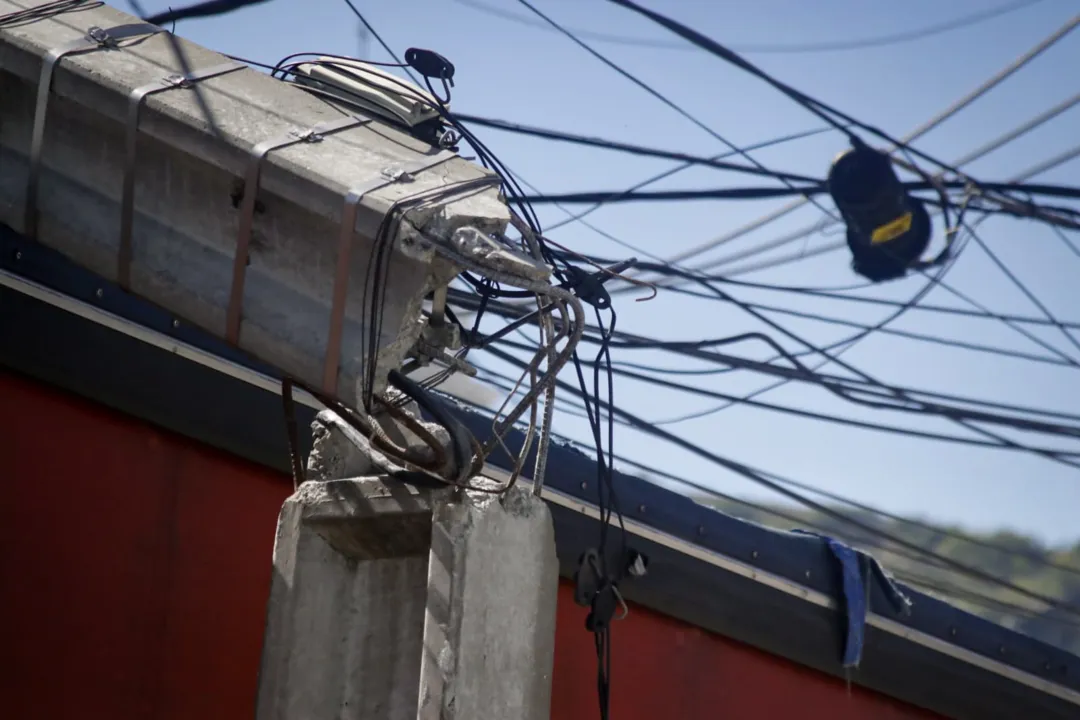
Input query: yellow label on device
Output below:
<box><xmin>870</xmin><ymin>212</ymin><xmax>913</xmax><ymax>245</ymax></box>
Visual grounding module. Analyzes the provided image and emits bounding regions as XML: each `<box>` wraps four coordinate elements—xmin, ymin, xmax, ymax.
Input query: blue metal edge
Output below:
<box><xmin>3</xmin><ymin>223</ymin><xmax>1079</xmax><ymax>709</ymax></box>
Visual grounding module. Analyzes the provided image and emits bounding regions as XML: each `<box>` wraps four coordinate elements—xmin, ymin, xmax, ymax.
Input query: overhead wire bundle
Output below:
<box><xmin>139</xmin><ymin>0</ymin><xmax>1080</xmax><ymax>710</ymax></box>
<box><xmin>444</xmin><ymin>0</ymin><xmax>1080</xmax><ymax>658</ymax></box>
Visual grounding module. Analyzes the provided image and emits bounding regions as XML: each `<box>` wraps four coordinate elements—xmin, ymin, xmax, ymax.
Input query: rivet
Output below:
<box><xmin>751</xmin><ymin>550</ymin><xmax>759</xmax><ymax>560</ymax></box>
<box><xmin>999</xmin><ymin>645</ymin><xmax>1006</xmax><ymax>655</ymax></box>
<box><xmin>696</xmin><ymin>526</ymin><xmax>705</xmax><ymax>536</ymax></box>
<box><xmin>805</xmin><ymin>570</ymin><xmax>811</xmax><ymax>580</ymax></box>
<box><xmin>1044</xmin><ymin>662</ymin><xmax>1052</xmax><ymax>672</ymax></box>
<box><xmin>949</xmin><ymin>627</ymin><xmax>957</xmax><ymax>637</ymax></box>
<box><xmin>580</xmin><ymin>481</ymin><xmax>587</xmax><ymax>490</ymax></box>
<box><xmin>14</xmin><ymin>250</ymin><xmax>22</xmax><ymax>261</ymax></box>
<box><xmin>172</xmin><ymin>319</ymin><xmax>180</xmax><ymax>329</ymax></box>
<box><xmin>638</xmin><ymin>504</ymin><xmax>646</xmax><ymax>513</ymax></box>
<box><xmin>95</xmin><ymin>288</ymin><xmax>103</xmax><ymax>299</ymax></box>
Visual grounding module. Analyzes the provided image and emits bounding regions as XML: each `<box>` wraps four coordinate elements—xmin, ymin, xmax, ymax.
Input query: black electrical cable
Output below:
<box><xmin>965</xmin><ymin>223</ymin><xmax>1080</xmax><ymax>360</ymax></box>
<box><xmin>899</xmin><ymin>574</ymin><xmax>1080</xmax><ymax>627</ymax></box>
<box><xmin>452</xmin><ymin>0</ymin><xmax>1044</xmax><ymax>55</ymax></box>
<box><xmin>584</xmin><ymin>305</ymin><xmax>626</xmax><ymax>720</ymax></box>
<box><xmin>511</xmin><ymin>0</ymin><xmax>843</xmax><ymax>224</ymax></box>
<box><xmin>453</xmin><ymin>114</ymin><xmax>825</xmax><ymax>184</ymax></box>
<box><xmin>514</xmin><ymin>181</ymin><xmax>1080</xmax><ymax>206</ymax></box>
<box><xmin>141</xmin><ymin>0</ymin><xmax>271</xmax><ymax>25</ymax></box>
<box><xmin>646</xmin><ymin>270</ymin><xmax>1080</xmax><ymax>332</ymax></box>
<box><xmin>610</xmin><ymin>295</ymin><xmax>1073</xmax><ymax>371</ymax></box>
<box><xmin>623</xmin><ymin>265</ymin><xmax>1080</xmax><ymax>462</ymax></box>
<box><xmin>462</xmin><ymin>381</ymin><xmax>1080</xmax><ymax>587</ymax></box>
<box><xmin>0</xmin><ymin>0</ymin><xmax>100</xmax><ymax>27</ymax></box>
<box><xmin>542</xmin><ymin>124</ymin><xmax>841</xmax><ymax>237</ymax></box>
<box><xmin>494</xmin><ymin>328</ymin><xmax>1080</xmax><ymax>451</ymax></box>
<box><xmin>1051</xmin><ymin>225</ymin><xmax>1080</xmax><ymax>260</ymax></box>
<box><xmin>614</xmin><ymin>233</ymin><xmax>984</xmax><ymax>428</ymax></box>
<box><xmin>480</xmin><ymin>343</ymin><xmax>1080</xmax><ymax>619</ymax></box>
<box><xmin>606</xmin><ymin>0</ymin><xmax>1078</xmax><ymax>223</ymax></box>
<box><xmin>524</xmin><ymin>246</ymin><xmax>999</xmax><ymax>442</ymax></box>
<box><xmin>317</xmin><ymin>18</ymin><xmax>635</xmax><ymax>659</ymax></box>
<box><xmin>761</xmin><ymin>472</ymin><xmax>1080</xmax><ymax>581</ymax></box>
<box><xmin>462</xmin><ymin>367</ymin><xmax>1080</xmax><ymax>633</ymax></box>
<box><xmin>331</xmin><ymin>1</ymin><xmax>548</xmax><ymax>237</ymax></box>
<box><xmin>269</xmin><ymin>51</ymin><xmax>410</xmax><ymax>76</ymax></box>
<box><xmin>601</xmin><ymin>443</ymin><xmax>1080</xmax><ymax>583</ymax></box>
<box><xmin>447</xmin><ymin>287</ymin><xmax>1080</xmax><ymax>426</ymax></box>
<box><xmin>489</xmin><ymin>334</ymin><xmax>1080</xmax><ymax>453</ymax></box>
<box><xmin>476</xmin><ymin>320</ymin><xmax>1080</xmax><ymax>448</ymax></box>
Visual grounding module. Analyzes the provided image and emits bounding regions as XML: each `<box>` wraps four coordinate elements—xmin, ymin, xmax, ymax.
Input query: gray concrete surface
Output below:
<box><xmin>0</xmin><ymin>0</ymin><xmax>509</xmax><ymax>405</ymax></box>
<box><xmin>418</xmin><ymin>478</ymin><xmax>558</xmax><ymax>720</ymax></box>
<box><xmin>255</xmin><ymin>478</ymin><xmax>435</xmax><ymax>720</ymax></box>
<box><xmin>256</xmin><ymin>413</ymin><xmax>558</xmax><ymax>719</ymax></box>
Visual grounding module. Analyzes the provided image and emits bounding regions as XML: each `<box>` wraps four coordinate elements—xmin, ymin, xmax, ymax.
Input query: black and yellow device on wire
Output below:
<box><xmin>827</xmin><ymin>142</ymin><xmax>932</xmax><ymax>282</ymax></box>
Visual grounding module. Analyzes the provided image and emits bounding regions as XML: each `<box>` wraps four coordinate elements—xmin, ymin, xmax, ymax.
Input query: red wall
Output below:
<box><xmin>0</xmin><ymin>370</ymin><xmax>939</xmax><ymax>719</ymax></box>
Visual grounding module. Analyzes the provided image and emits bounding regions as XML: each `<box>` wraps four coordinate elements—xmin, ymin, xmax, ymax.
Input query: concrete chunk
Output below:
<box><xmin>256</xmin><ymin>476</ymin><xmax>558</xmax><ymax>720</ymax></box>
<box><xmin>0</xmin><ymin>0</ymin><xmax>509</xmax><ymax>404</ymax></box>
<box><xmin>419</xmin><ymin>481</ymin><xmax>558</xmax><ymax>720</ymax></box>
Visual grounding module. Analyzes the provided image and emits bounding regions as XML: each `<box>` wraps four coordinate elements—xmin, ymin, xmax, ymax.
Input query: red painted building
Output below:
<box><xmin>3</xmin><ymin>371</ymin><xmax>936</xmax><ymax>719</ymax></box>
<box><xmin>4</xmin><ymin>225</ymin><xmax>1079</xmax><ymax>719</ymax></box>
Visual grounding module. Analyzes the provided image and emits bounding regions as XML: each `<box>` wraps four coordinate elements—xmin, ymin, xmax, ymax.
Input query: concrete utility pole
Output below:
<box><xmin>258</xmin><ymin>409</ymin><xmax>558</xmax><ymax>720</ymax></box>
<box><xmin>0</xmin><ymin>0</ymin><xmax>506</xmax><ymax>404</ymax></box>
<box><xmin>0</xmin><ymin>2</ymin><xmax>559</xmax><ymax>717</ymax></box>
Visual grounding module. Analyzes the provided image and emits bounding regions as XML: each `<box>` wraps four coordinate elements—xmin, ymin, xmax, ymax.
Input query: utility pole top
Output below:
<box><xmin>0</xmin><ymin>0</ymin><xmax>510</xmax><ymax>406</ymax></box>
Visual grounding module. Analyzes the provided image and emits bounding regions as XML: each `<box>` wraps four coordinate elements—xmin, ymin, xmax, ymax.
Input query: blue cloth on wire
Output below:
<box><xmin>793</xmin><ymin>531</ymin><xmax>912</xmax><ymax>669</ymax></box>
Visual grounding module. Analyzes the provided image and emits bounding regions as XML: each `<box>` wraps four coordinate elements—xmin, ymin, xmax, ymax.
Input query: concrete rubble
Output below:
<box><xmin>0</xmin><ymin>0</ymin><xmax>509</xmax><ymax>405</ymax></box>
<box><xmin>255</xmin><ymin>408</ymin><xmax>559</xmax><ymax>720</ymax></box>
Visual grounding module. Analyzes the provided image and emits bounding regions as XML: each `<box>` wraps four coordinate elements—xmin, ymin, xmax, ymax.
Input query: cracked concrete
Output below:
<box><xmin>0</xmin><ymin>0</ymin><xmax>509</xmax><ymax>404</ymax></box>
<box><xmin>256</xmin><ymin>413</ymin><xmax>557</xmax><ymax>720</ymax></box>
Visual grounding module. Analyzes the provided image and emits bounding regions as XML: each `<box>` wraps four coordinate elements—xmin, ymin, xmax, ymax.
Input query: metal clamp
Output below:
<box><xmin>321</xmin><ymin>150</ymin><xmax>457</xmax><ymax>395</ymax></box>
<box><xmin>118</xmin><ymin>61</ymin><xmax>245</xmax><ymax>289</ymax></box>
<box><xmin>225</xmin><ymin>114</ymin><xmax>372</xmax><ymax>344</ymax></box>
<box><xmin>25</xmin><ymin>23</ymin><xmax>163</xmax><ymax>239</ymax></box>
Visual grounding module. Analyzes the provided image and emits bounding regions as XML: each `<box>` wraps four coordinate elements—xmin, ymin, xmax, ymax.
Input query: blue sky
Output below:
<box><xmin>118</xmin><ymin>0</ymin><xmax>1080</xmax><ymax>544</ymax></box>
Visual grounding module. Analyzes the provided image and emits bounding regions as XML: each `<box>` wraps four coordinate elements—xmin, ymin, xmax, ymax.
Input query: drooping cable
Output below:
<box><xmin>613</xmin><ymin>13</ymin><xmax>1080</xmax><ymax>285</ymax></box>
<box><xmin>451</xmin><ymin>0</ymin><xmax>1045</xmax><ymax>55</ymax></box>
<box><xmin>480</xmin><ymin>343</ymin><xmax>1080</xmax><ymax>619</ymax></box>
<box><xmin>511</xmin><ymin>0</ymin><xmax>843</xmax><ymax>223</ymax></box>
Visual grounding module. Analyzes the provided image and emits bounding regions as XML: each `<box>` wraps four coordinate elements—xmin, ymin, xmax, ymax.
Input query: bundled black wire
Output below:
<box><xmin>480</xmin><ymin>343</ymin><xmax>1080</xmax><ymax>619</ymax></box>
<box><xmin>288</xmin><ymin>27</ymin><xmax>641</xmax><ymax>714</ymax></box>
<box><xmin>141</xmin><ymin>0</ymin><xmax>271</xmax><ymax>25</ymax></box>
<box><xmin>0</xmin><ymin>0</ymin><xmax>100</xmax><ymax>27</ymax></box>
<box><xmin>605</xmin><ymin>0</ymin><xmax>1078</xmax><ymax>230</ymax></box>
<box><xmin>260</xmin><ymin>29</ymin><xmax>641</xmax><ymax>707</ymax></box>
<box><xmin>446</xmin><ymin>286</ymin><xmax>1080</xmax><ymax>441</ymax></box>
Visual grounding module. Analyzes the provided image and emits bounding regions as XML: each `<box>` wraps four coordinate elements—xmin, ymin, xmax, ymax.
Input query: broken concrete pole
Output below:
<box><xmin>256</xmin><ymin>413</ymin><xmax>558</xmax><ymax>720</ymax></box>
<box><xmin>255</xmin><ymin>478</ymin><xmax>433</xmax><ymax>720</ymax></box>
<box><xmin>418</xmin><ymin>478</ymin><xmax>558</xmax><ymax>720</ymax></box>
<box><xmin>0</xmin><ymin>0</ymin><xmax>509</xmax><ymax>404</ymax></box>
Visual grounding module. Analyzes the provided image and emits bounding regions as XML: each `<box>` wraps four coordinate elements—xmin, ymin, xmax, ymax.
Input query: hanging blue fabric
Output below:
<box><xmin>793</xmin><ymin>531</ymin><xmax>912</xmax><ymax>668</ymax></box>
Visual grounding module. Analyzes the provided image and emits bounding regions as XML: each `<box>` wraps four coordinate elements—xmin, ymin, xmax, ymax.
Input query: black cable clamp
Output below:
<box><xmin>405</xmin><ymin>47</ymin><xmax>455</xmax><ymax>104</ymax></box>
<box><xmin>573</xmin><ymin>547</ymin><xmax>649</xmax><ymax>632</ymax></box>
<box><xmin>562</xmin><ymin>258</ymin><xmax>637</xmax><ymax>310</ymax></box>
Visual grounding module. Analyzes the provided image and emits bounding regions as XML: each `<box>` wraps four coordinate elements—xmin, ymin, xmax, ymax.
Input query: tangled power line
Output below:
<box><xmin>114</xmin><ymin>0</ymin><xmax>1080</xmax><ymax>715</ymax></box>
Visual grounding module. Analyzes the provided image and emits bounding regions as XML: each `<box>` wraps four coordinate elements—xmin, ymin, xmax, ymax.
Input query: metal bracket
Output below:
<box><xmin>224</xmin><ymin>114</ymin><xmax>372</xmax><ymax>345</ymax></box>
<box><xmin>118</xmin><ymin>61</ymin><xmax>245</xmax><ymax>289</ymax></box>
<box><xmin>25</xmin><ymin>23</ymin><xmax>164</xmax><ymax>240</ymax></box>
<box><xmin>320</xmin><ymin>150</ymin><xmax>456</xmax><ymax>395</ymax></box>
